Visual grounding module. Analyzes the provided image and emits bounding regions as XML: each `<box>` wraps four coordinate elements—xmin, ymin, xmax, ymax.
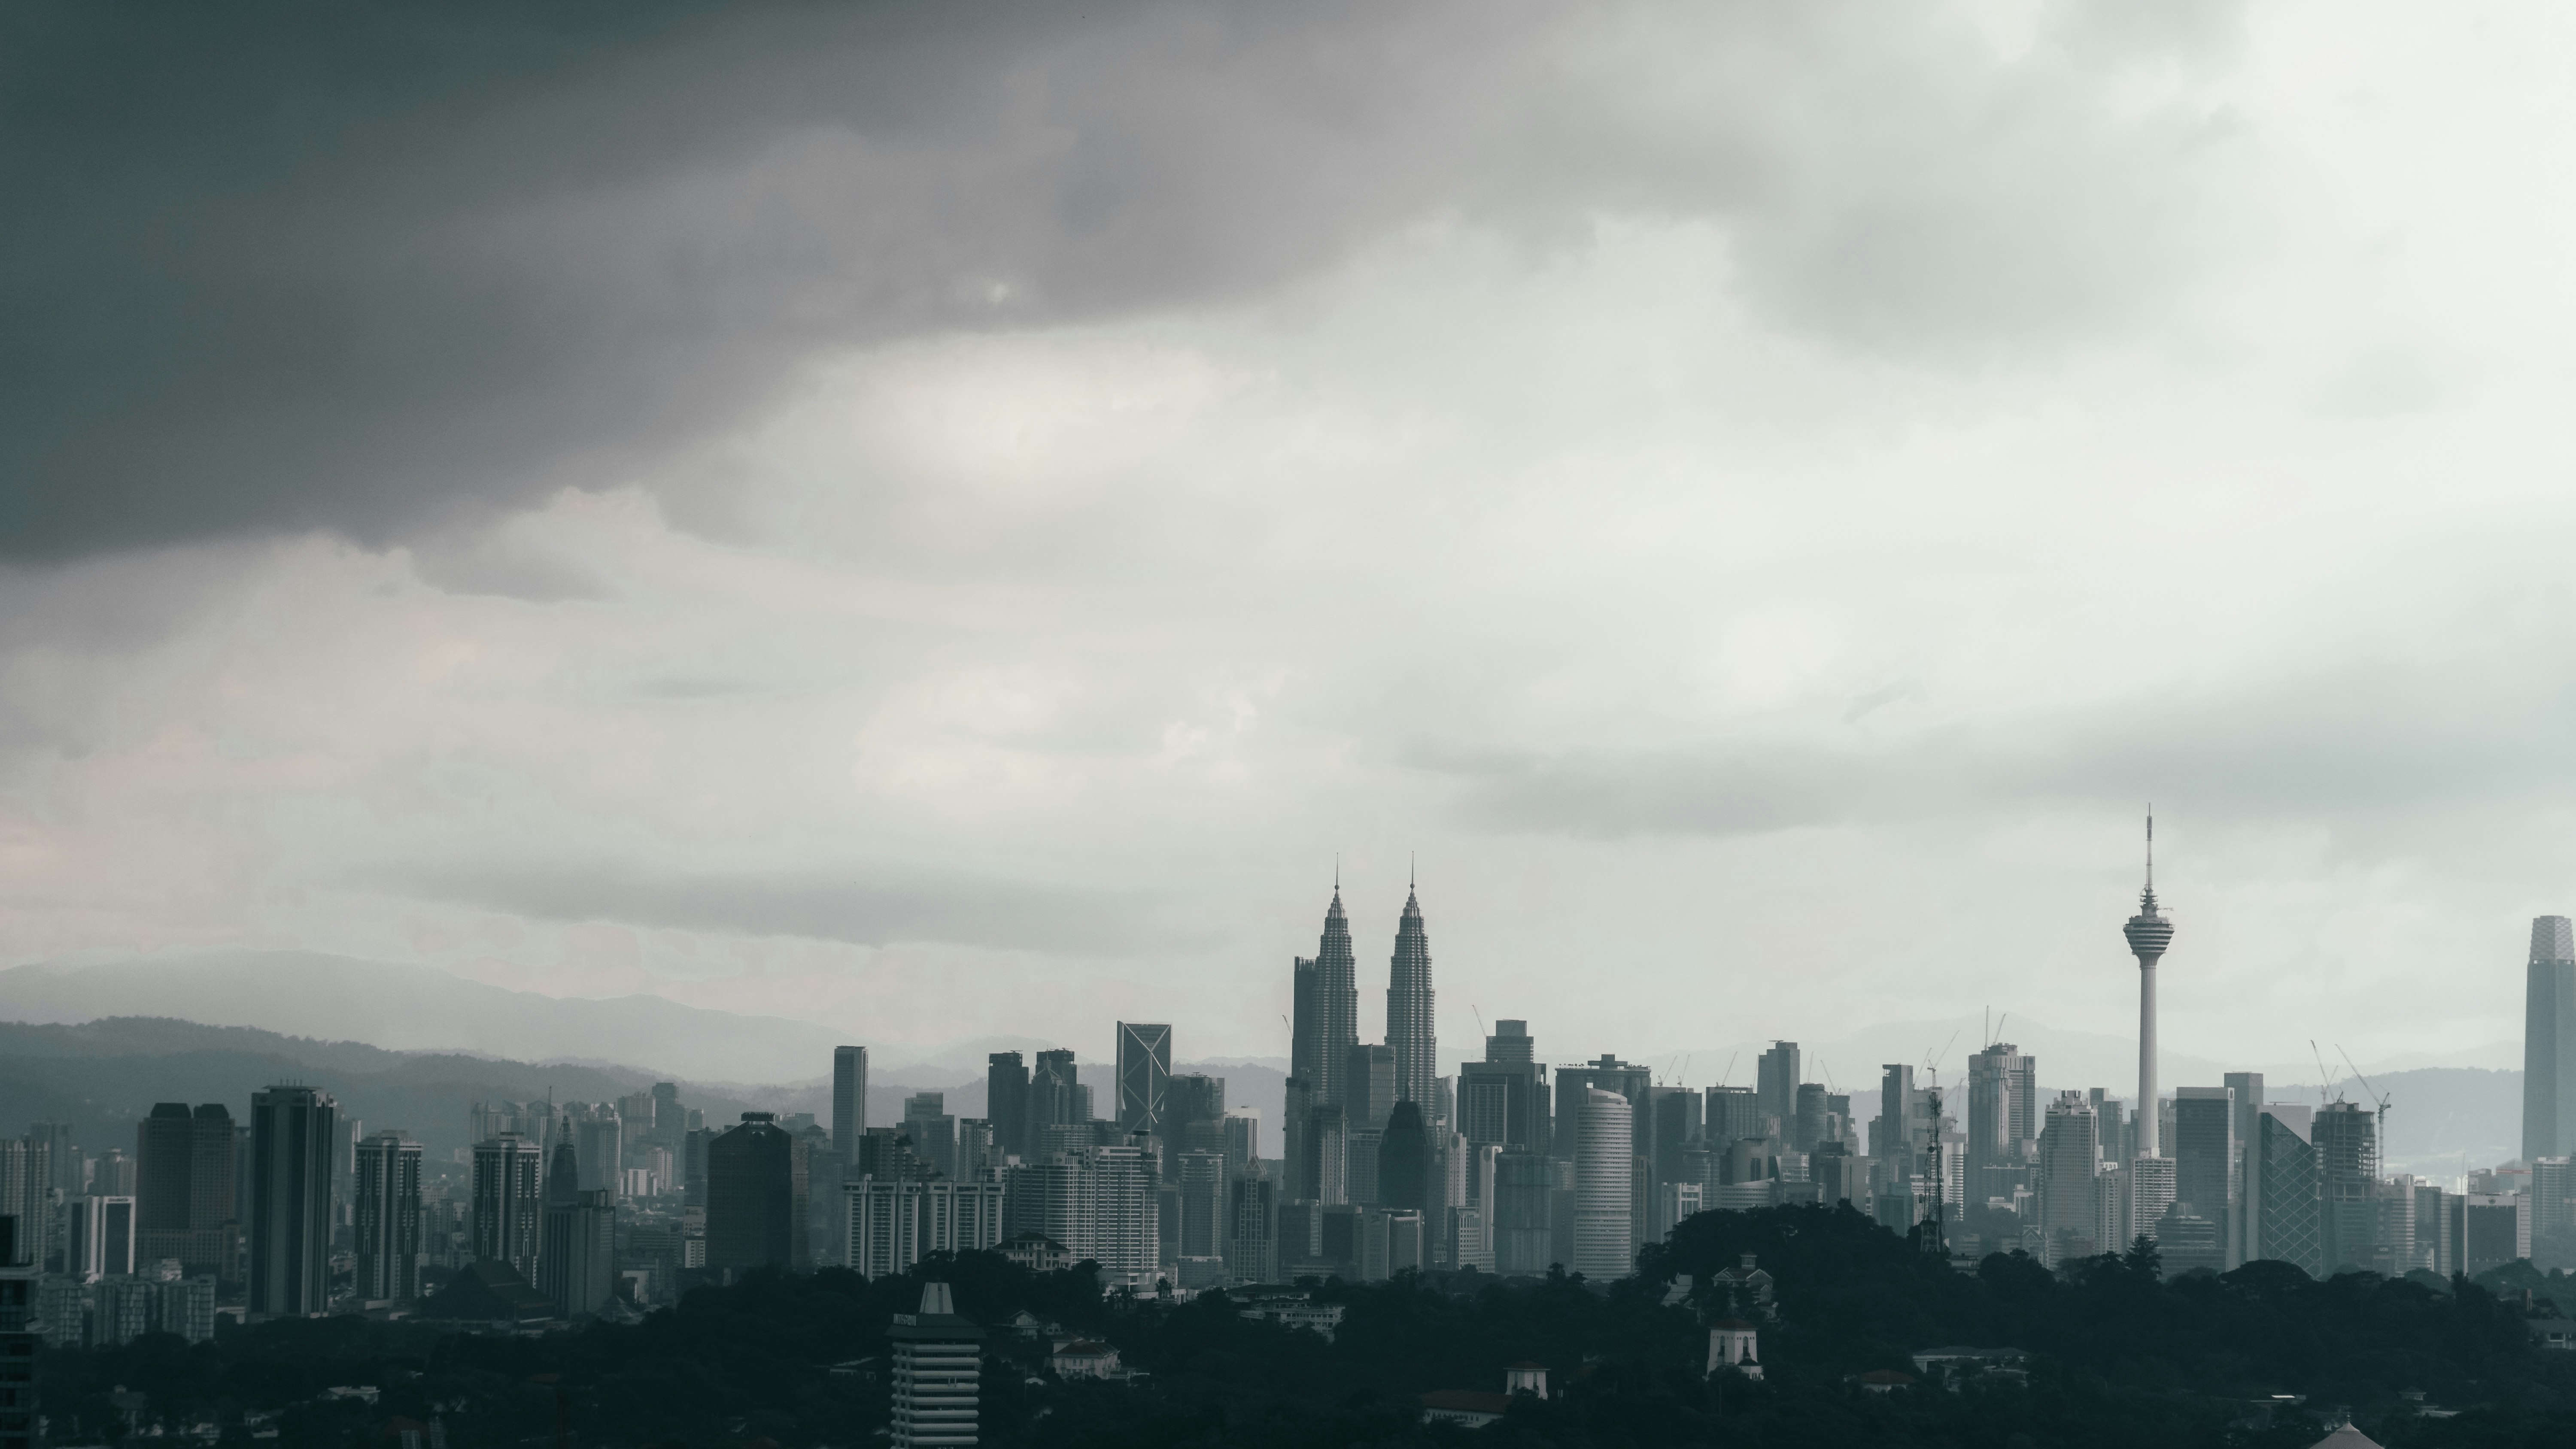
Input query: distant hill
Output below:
<box><xmin>0</xmin><ymin>953</ymin><xmax>860</xmax><ymax>1084</ymax></box>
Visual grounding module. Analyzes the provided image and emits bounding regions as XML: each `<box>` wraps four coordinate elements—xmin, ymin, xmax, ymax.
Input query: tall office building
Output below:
<box><xmin>708</xmin><ymin>1113</ymin><xmax>811</xmax><ymax>1272</ymax></box>
<box><xmin>1493</xmin><ymin>1150</ymin><xmax>1554</xmax><ymax>1276</ymax></box>
<box><xmin>1291</xmin><ymin>883</ymin><xmax>1361</xmax><ymax>1109</ymax></box>
<box><xmin>2172</xmin><ymin>1086</ymin><xmax>2236</xmax><ymax>1232</ymax></box>
<box><xmin>0</xmin><ymin>1210</ymin><xmax>33</xmax><ymax>1449</ymax></box>
<box><xmin>1755</xmin><ymin>1043</ymin><xmax>1801</xmax><ymax>1137</ymax></box>
<box><xmin>1281</xmin><ymin>1076</ymin><xmax>1315</xmax><ymax>1200</ymax></box>
<box><xmin>889</xmin><ymin>1281</ymin><xmax>983</xmax><ymax>1449</ymax></box>
<box><xmin>1116</xmin><ymin>1023</ymin><xmax>1173</xmax><ymax>1136</ymax></box>
<box><xmin>2527</xmin><ymin>916</ymin><xmax>2576</xmax><ymax>1164</ymax></box>
<box><xmin>248</xmin><ymin>1085</ymin><xmax>337</xmax><ymax>1319</ymax></box>
<box><xmin>1175</xmin><ymin>1151</ymin><xmax>1226</xmax><ymax>1259</ymax></box>
<box><xmin>1460</xmin><ymin>1020</ymin><xmax>1550</xmax><ymax>1153</ymax></box>
<box><xmin>352</xmin><ymin>1131</ymin><xmax>422</xmax><ymax>1302</ymax></box>
<box><xmin>2123</xmin><ymin>813</ymin><xmax>2175</xmax><ymax>1159</ymax></box>
<box><xmin>1651</xmin><ymin>1086</ymin><xmax>1704</xmax><ymax>1186</ymax></box>
<box><xmin>2223</xmin><ymin>1071</ymin><xmax>2266</xmax><ymax>1267</ymax></box>
<box><xmin>833</xmin><ymin>1046</ymin><xmax>869</xmax><ymax>1162</ymax></box>
<box><xmin>1573</xmin><ymin>1089</ymin><xmax>1634</xmax><ymax>1280</ymax></box>
<box><xmin>2314</xmin><ymin>1101</ymin><xmax>2377</xmax><ymax>1273</ymax></box>
<box><xmin>1030</xmin><ymin>1050</ymin><xmax>1079</xmax><ymax>1134</ymax></box>
<box><xmin>573</xmin><ymin>1110</ymin><xmax>623</xmax><ymax>1199</ymax></box>
<box><xmin>2247</xmin><ymin>1104</ymin><xmax>2320</xmax><ymax>1275</ymax></box>
<box><xmin>1792</xmin><ymin>1084</ymin><xmax>1829</xmax><ymax>1154</ymax></box>
<box><xmin>1225</xmin><ymin>1176</ymin><xmax>1279</xmax><ymax>1284</ymax></box>
<box><xmin>1385</xmin><ymin>880</ymin><xmax>1437</xmax><ymax>1110</ymax></box>
<box><xmin>986</xmin><ymin>1053</ymin><xmax>1030</xmax><ymax>1160</ymax></box>
<box><xmin>904</xmin><ymin>1094</ymin><xmax>958</xmax><ymax>1179</ymax></box>
<box><xmin>1164</xmin><ymin>1074</ymin><xmax>1226</xmax><ymax>1155</ymax></box>
<box><xmin>1301</xmin><ymin>1106</ymin><xmax>1349</xmax><ymax>1207</ymax></box>
<box><xmin>1346</xmin><ymin>1045</ymin><xmax>1397</xmax><ymax>1132</ymax></box>
<box><xmin>2035</xmin><ymin>1092</ymin><xmax>2101</xmax><ymax>1265</ymax></box>
<box><xmin>136</xmin><ymin>1103</ymin><xmax>238</xmax><ymax>1280</ymax></box>
<box><xmin>1706</xmin><ymin>1085</ymin><xmax>1762</xmax><ymax>1148</ymax></box>
<box><xmin>67</xmin><ymin>1196</ymin><xmax>135</xmax><ymax>1281</ymax></box>
<box><xmin>1379</xmin><ymin>1103</ymin><xmax>1429</xmax><ymax>1211</ymax></box>
<box><xmin>538</xmin><ymin>1122</ymin><xmax>615</xmax><ymax>1316</ymax></box>
<box><xmin>471</xmin><ymin>1134</ymin><xmax>544</xmax><ymax>1282</ymax></box>
<box><xmin>1555</xmin><ymin>1057</ymin><xmax>1652</xmax><ymax>1165</ymax></box>
<box><xmin>1966</xmin><ymin>1043</ymin><xmax>2038</xmax><ymax>1206</ymax></box>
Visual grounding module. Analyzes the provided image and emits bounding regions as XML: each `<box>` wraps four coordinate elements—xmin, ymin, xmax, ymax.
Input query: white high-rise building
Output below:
<box><xmin>846</xmin><ymin>1179</ymin><xmax>1008</xmax><ymax>1280</ymax></box>
<box><xmin>2035</xmin><ymin>1092</ymin><xmax>2101</xmax><ymax>1266</ymax></box>
<box><xmin>1574</xmin><ymin>1088</ymin><xmax>1634</xmax><ymax>1279</ymax></box>
<box><xmin>890</xmin><ymin>1282</ymin><xmax>983</xmax><ymax>1449</ymax></box>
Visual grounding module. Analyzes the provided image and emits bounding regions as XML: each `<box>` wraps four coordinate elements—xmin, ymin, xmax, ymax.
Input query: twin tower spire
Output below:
<box><xmin>1291</xmin><ymin>868</ymin><xmax>1437</xmax><ymax>1116</ymax></box>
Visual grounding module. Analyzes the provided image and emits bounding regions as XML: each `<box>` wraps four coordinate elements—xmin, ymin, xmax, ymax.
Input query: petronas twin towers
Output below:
<box><xmin>1290</xmin><ymin>873</ymin><xmax>1437</xmax><ymax>1117</ymax></box>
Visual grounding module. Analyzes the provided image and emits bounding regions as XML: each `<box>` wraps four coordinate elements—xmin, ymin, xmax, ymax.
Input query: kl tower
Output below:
<box><xmin>2123</xmin><ymin>811</ymin><xmax>2175</xmax><ymax>1159</ymax></box>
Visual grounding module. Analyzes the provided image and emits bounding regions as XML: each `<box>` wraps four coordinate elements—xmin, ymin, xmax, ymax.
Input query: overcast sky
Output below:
<box><xmin>6</xmin><ymin>0</ymin><xmax>2574</xmax><ymax>1076</ymax></box>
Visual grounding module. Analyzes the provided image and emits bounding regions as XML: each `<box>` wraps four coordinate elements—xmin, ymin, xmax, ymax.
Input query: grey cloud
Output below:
<box><xmin>5</xmin><ymin>0</ymin><xmax>2249</xmax><ymax>561</ymax></box>
<box><xmin>1427</xmin><ymin>652</ymin><xmax>2576</xmax><ymax>841</ymax></box>
<box><xmin>385</xmin><ymin>856</ymin><xmax>1193</xmax><ymax>954</ymax></box>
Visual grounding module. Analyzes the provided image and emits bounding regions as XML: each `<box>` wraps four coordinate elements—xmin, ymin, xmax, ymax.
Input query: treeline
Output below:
<box><xmin>37</xmin><ymin>1205</ymin><xmax>2576</xmax><ymax>1449</ymax></box>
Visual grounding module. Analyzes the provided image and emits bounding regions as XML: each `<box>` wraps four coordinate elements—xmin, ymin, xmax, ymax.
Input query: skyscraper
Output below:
<box><xmin>1030</xmin><ymin>1050</ymin><xmax>1079</xmax><ymax>1135</ymax></box>
<box><xmin>248</xmin><ymin>1085</ymin><xmax>337</xmax><ymax>1319</ymax></box>
<box><xmin>2313</xmin><ymin>1100</ymin><xmax>2377</xmax><ymax>1273</ymax></box>
<box><xmin>2123</xmin><ymin>813</ymin><xmax>2175</xmax><ymax>1160</ymax></box>
<box><xmin>2248</xmin><ymin>1104</ymin><xmax>2320</xmax><ymax>1275</ymax></box>
<box><xmin>2172</xmin><ymin>1086</ymin><xmax>2235</xmax><ymax>1233</ymax></box>
<box><xmin>538</xmin><ymin>1120</ymin><xmax>615</xmax><ymax>1316</ymax></box>
<box><xmin>2223</xmin><ymin>1071</ymin><xmax>2266</xmax><ymax>1267</ymax></box>
<box><xmin>1379</xmin><ymin>1102</ymin><xmax>1429</xmax><ymax>1212</ymax></box>
<box><xmin>833</xmin><ymin>1046</ymin><xmax>869</xmax><ymax>1161</ymax></box>
<box><xmin>136</xmin><ymin>1103</ymin><xmax>237</xmax><ymax>1281</ymax></box>
<box><xmin>1116</xmin><ymin>1023</ymin><xmax>1173</xmax><ymax>1136</ymax></box>
<box><xmin>352</xmin><ymin>1131</ymin><xmax>422</xmax><ymax>1302</ymax></box>
<box><xmin>708</xmin><ymin>1112</ymin><xmax>810</xmax><ymax>1272</ymax></box>
<box><xmin>986</xmin><ymin>1053</ymin><xmax>1030</xmax><ymax>1160</ymax></box>
<box><xmin>1966</xmin><ymin>1043</ymin><xmax>2037</xmax><ymax>1206</ymax></box>
<box><xmin>1291</xmin><ymin>883</ymin><xmax>1360</xmax><ymax>1109</ymax></box>
<box><xmin>1573</xmin><ymin>1088</ymin><xmax>1634</xmax><ymax>1280</ymax></box>
<box><xmin>2035</xmin><ymin>1092</ymin><xmax>2100</xmax><ymax>1266</ymax></box>
<box><xmin>1346</xmin><ymin>1044</ymin><xmax>1397</xmax><ymax>1133</ymax></box>
<box><xmin>1385</xmin><ymin>879</ymin><xmax>1437</xmax><ymax>1110</ymax></box>
<box><xmin>471</xmin><ymin>1134</ymin><xmax>544</xmax><ymax>1282</ymax></box>
<box><xmin>1755</xmin><ymin>1043</ymin><xmax>1800</xmax><ymax>1138</ymax></box>
<box><xmin>2527</xmin><ymin>915</ymin><xmax>2576</xmax><ymax>1164</ymax></box>
<box><xmin>1459</xmin><ymin>1020</ymin><xmax>1549</xmax><ymax>1152</ymax></box>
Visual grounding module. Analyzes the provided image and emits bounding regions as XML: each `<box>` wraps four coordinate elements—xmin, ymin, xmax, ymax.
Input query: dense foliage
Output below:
<box><xmin>39</xmin><ymin>1206</ymin><xmax>2576</xmax><ymax>1449</ymax></box>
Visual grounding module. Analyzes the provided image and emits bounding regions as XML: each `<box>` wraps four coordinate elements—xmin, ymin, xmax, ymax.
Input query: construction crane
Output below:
<box><xmin>2311</xmin><ymin>1040</ymin><xmax>2341</xmax><ymax>1104</ymax></box>
<box><xmin>2338</xmin><ymin>1044</ymin><xmax>2393</xmax><ymax>1159</ymax></box>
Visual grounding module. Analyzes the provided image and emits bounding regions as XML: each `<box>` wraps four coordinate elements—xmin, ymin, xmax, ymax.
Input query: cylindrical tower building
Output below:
<box><xmin>2122</xmin><ymin>814</ymin><xmax>2175</xmax><ymax>1161</ymax></box>
<box><xmin>1573</xmin><ymin>1088</ymin><xmax>1634</xmax><ymax>1280</ymax></box>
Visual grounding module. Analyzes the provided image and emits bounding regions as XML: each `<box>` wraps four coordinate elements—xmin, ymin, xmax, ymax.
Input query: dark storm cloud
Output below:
<box><xmin>3</xmin><ymin>0</ymin><xmax>2244</xmax><ymax>561</ymax></box>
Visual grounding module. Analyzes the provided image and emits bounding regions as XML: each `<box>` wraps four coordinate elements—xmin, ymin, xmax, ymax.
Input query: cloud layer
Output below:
<box><xmin>6</xmin><ymin>0</ymin><xmax>2575</xmax><ymax>1077</ymax></box>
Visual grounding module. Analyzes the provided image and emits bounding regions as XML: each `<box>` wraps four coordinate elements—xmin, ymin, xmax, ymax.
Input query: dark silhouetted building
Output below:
<box><xmin>248</xmin><ymin>1085</ymin><xmax>337</xmax><ymax>1319</ymax></box>
<box><xmin>471</xmin><ymin>1134</ymin><xmax>544</xmax><ymax>1282</ymax></box>
<box><xmin>538</xmin><ymin>1122</ymin><xmax>614</xmax><ymax>1316</ymax></box>
<box><xmin>1379</xmin><ymin>1102</ymin><xmax>1429</xmax><ymax>1212</ymax></box>
<box><xmin>987</xmin><ymin>1052</ymin><xmax>1029</xmax><ymax>1160</ymax></box>
<box><xmin>137</xmin><ymin>1103</ymin><xmax>238</xmax><ymax>1282</ymax></box>
<box><xmin>1116</xmin><ymin>1022</ymin><xmax>1172</xmax><ymax>1136</ymax></box>
<box><xmin>352</xmin><ymin>1131</ymin><xmax>422</xmax><ymax>1302</ymax></box>
<box><xmin>708</xmin><ymin>1113</ymin><xmax>809</xmax><ymax>1272</ymax></box>
<box><xmin>834</xmin><ymin>1046</ymin><xmax>869</xmax><ymax>1161</ymax></box>
<box><xmin>1291</xmin><ymin>885</ymin><xmax>1360</xmax><ymax>1109</ymax></box>
<box><xmin>2528</xmin><ymin>916</ymin><xmax>2576</xmax><ymax>1164</ymax></box>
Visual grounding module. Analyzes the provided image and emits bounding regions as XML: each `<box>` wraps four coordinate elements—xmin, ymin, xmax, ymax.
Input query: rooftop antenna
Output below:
<box><xmin>2339</xmin><ymin>1043</ymin><xmax>2392</xmax><ymax>1154</ymax></box>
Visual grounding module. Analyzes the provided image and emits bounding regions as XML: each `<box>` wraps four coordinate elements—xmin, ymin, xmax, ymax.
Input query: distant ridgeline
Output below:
<box><xmin>30</xmin><ymin>1203</ymin><xmax>2576</xmax><ymax>1449</ymax></box>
